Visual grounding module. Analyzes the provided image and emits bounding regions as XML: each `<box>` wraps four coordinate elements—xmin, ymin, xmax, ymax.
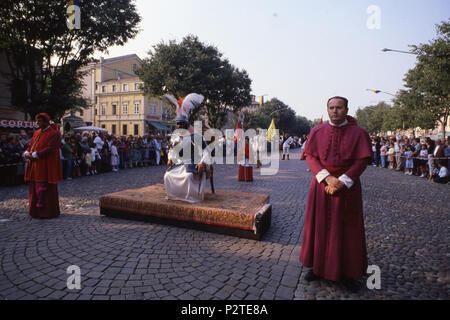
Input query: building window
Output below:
<box><xmin>101</xmin><ymin>85</ymin><xmax>106</xmax><ymax>93</ymax></box>
<box><xmin>101</xmin><ymin>125</ymin><xmax>106</xmax><ymax>129</ymax></box>
<box><xmin>133</xmin><ymin>64</ymin><xmax>137</xmax><ymax>71</ymax></box>
<box><xmin>112</xmin><ymin>124</ymin><xmax>116</xmax><ymax>135</ymax></box>
<box><xmin>112</xmin><ymin>84</ymin><xmax>117</xmax><ymax>92</ymax></box>
<box><xmin>134</xmin><ymin>124</ymin><xmax>139</xmax><ymax>136</ymax></box>
<box><xmin>101</xmin><ymin>103</ymin><xmax>106</xmax><ymax>116</ymax></box>
<box><xmin>134</xmin><ymin>83</ymin><xmax>141</xmax><ymax>91</ymax></box>
<box><xmin>112</xmin><ymin>103</ymin><xmax>117</xmax><ymax>115</ymax></box>
<box><xmin>122</xmin><ymin>102</ymin><xmax>128</xmax><ymax>115</ymax></box>
<box><xmin>134</xmin><ymin>102</ymin><xmax>140</xmax><ymax>114</ymax></box>
<box><xmin>123</xmin><ymin>83</ymin><xmax>128</xmax><ymax>92</ymax></box>
<box><xmin>79</xmin><ymin>110</ymin><xmax>84</xmax><ymax>116</ymax></box>
<box><xmin>149</xmin><ymin>102</ymin><xmax>157</xmax><ymax>115</ymax></box>
<box><xmin>122</xmin><ymin>124</ymin><xmax>127</xmax><ymax>136</ymax></box>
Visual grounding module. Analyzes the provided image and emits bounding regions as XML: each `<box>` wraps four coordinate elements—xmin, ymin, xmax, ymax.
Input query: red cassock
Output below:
<box><xmin>24</xmin><ymin>126</ymin><xmax>63</xmax><ymax>219</ymax></box>
<box><xmin>299</xmin><ymin>116</ymin><xmax>372</xmax><ymax>281</ymax></box>
<box><xmin>238</xmin><ymin>144</ymin><xmax>253</xmax><ymax>182</ymax></box>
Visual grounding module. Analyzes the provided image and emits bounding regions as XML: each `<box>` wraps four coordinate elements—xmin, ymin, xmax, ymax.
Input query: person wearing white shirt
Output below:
<box><xmin>394</xmin><ymin>138</ymin><xmax>403</xmax><ymax>171</ymax></box>
<box><xmin>434</xmin><ymin>163</ymin><xmax>449</xmax><ymax>184</ymax></box>
<box><xmin>153</xmin><ymin>137</ymin><xmax>161</xmax><ymax>165</ymax></box>
<box><xmin>282</xmin><ymin>133</ymin><xmax>294</xmax><ymax>160</ymax></box>
<box><xmin>94</xmin><ymin>134</ymin><xmax>104</xmax><ymax>151</ymax></box>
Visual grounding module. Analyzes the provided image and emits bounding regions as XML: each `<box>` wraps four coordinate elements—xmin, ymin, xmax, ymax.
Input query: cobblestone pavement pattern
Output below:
<box><xmin>1</xmin><ymin>151</ymin><xmax>449</xmax><ymax>300</ymax></box>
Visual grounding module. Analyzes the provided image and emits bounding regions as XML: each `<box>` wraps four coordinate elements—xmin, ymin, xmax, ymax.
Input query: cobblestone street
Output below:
<box><xmin>0</xmin><ymin>151</ymin><xmax>449</xmax><ymax>300</ymax></box>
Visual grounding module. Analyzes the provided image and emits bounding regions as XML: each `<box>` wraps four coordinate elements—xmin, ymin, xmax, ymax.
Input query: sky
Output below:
<box><xmin>96</xmin><ymin>0</ymin><xmax>450</xmax><ymax>122</ymax></box>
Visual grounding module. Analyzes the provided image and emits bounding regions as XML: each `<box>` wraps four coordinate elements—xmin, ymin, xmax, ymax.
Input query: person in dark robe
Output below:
<box><xmin>299</xmin><ymin>96</ymin><xmax>372</xmax><ymax>292</ymax></box>
<box><xmin>24</xmin><ymin>113</ymin><xmax>63</xmax><ymax>219</ymax></box>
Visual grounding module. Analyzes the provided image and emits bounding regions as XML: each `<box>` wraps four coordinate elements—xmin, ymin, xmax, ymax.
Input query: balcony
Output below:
<box><xmin>97</xmin><ymin>114</ymin><xmax>145</xmax><ymax>121</ymax></box>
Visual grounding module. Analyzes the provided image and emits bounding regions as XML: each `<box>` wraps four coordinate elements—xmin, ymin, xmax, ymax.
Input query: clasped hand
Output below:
<box><xmin>196</xmin><ymin>163</ymin><xmax>206</xmax><ymax>175</ymax></box>
<box><xmin>325</xmin><ymin>176</ymin><xmax>345</xmax><ymax>196</ymax></box>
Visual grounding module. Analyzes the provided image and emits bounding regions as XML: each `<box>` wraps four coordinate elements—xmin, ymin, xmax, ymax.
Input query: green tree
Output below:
<box><xmin>356</xmin><ymin>102</ymin><xmax>392</xmax><ymax>134</ymax></box>
<box><xmin>136</xmin><ymin>35</ymin><xmax>252</xmax><ymax>129</ymax></box>
<box><xmin>356</xmin><ymin>106</ymin><xmax>375</xmax><ymax>133</ymax></box>
<box><xmin>0</xmin><ymin>0</ymin><xmax>141</xmax><ymax>120</ymax></box>
<box><xmin>394</xmin><ymin>20</ymin><xmax>450</xmax><ymax>137</ymax></box>
<box><xmin>294</xmin><ymin>116</ymin><xmax>312</xmax><ymax>136</ymax></box>
<box><xmin>310</xmin><ymin>118</ymin><xmax>324</xmax><ymax>127</ymax></box>
<box><xmin>244</xmin><ymin>98</ymin><xmax>310</xmax><ymax>135</ymax></box>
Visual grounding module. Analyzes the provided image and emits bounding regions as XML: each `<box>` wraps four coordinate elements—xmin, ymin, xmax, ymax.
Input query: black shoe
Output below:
<box><xmin>304</xmin><ymin>270</ymin><xmax>320</xmax><ymax>282</ymax></box>
<box><xmin>342</xmin><ymin>279</ymin><xmax>361</xmax><ymax>293</ymax></box>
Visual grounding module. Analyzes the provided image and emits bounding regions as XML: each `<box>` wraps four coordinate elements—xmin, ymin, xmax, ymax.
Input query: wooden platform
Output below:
<box><xmin>100</xmin><ymin>184</ymin><xmax>271</xmax><ymax>240</ymax></box>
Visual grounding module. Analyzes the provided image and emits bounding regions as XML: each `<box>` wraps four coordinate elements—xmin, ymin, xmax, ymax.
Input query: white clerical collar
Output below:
<box><xmin>42</xmin><ymin>125</ymin><xmax>51</xmax><ymax>131</ymax></box>
<box><xmin>330</xmin><ymin>119</ymin><xmax>348</xmax><ymax>127</ymax></box>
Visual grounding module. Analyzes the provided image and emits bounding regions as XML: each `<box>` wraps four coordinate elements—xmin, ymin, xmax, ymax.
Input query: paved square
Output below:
<box><xmin>0</xmin><ymin>151</ymin><xmax>449</xmax><ymax>300</ymax></box>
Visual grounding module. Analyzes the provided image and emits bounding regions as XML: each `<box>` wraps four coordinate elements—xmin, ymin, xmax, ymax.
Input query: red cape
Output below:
<box><xmin>24</xmin><ymin>126</ymin><xmax>63</xmax><ymax>184</ymax></box>
<box><xmin>299</xmin><ymin>116</ymin><xmax>372</xmax><ymax>281</ymax></box>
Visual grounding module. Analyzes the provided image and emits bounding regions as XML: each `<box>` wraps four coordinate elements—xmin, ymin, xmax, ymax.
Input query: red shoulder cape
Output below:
<box><xmin>24</xmin><ymin>127</ymin><xmax>63</xmax><ymax>184</ymax></box>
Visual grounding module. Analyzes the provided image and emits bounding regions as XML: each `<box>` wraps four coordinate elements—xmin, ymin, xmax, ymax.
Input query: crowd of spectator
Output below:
<box><xmin>59</xmin><ymin>132</ymin><xmax>170</xmax><ymax>180</ymax></box>
<box><xmin>0</xmin><ymin>130</ymin><xmax>171</xmax><ymax>186</ymax></box>
<box><xmin>0</xmin><ymin>130</ymin><xmax>30</xmax><ymax>186</ymax></box>
<box><xmin>2</xmin><ymin>128</ymin><xmax>449</xmax><ymax>187</ymax></box>
<box><xmin>371</xmin><ymin>134</ymin><xmax>450</xmax><ymax>184</ymax></box>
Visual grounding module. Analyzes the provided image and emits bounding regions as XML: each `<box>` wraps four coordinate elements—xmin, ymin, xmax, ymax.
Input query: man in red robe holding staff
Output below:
<box><xmin>24</xmin><ymin>113</ymin><xmax>63</xmax><ymax>219</ymax></box>
<box><xmin>300</xmin><ymin>96</ymin><xmax>372</xmax><ymax>292</ymax></box>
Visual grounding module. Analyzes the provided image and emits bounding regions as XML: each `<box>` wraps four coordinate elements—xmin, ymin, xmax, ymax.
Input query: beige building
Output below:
<box><xmin>242</xmin><ymin>95</ymin><xmax>261</xmax><ymax>113</ymax></box>
<box><xmin>70</xmin><ymin>54</ymin><xmax>175</xmax><ymax>136</ymax></box>
<box><xmin>96</xmin><ymin>76</ymin><xmax>172</xmax><ymax>136</ymax></box>
<box><xmin>93</xmin><ymin>54</ymin><xmax>174</xmax><ymax>136</ymax></box>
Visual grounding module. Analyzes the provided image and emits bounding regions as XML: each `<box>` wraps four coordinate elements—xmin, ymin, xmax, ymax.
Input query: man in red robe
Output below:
<box><xmin>24</xmin><ymin>113</ymin><xmax>63</xmax><ymax>219</ymax></box>
<box><xmin>299</xmin><ymin>96</ymin><xmax>372</xmax><ymax>292</ymax></box>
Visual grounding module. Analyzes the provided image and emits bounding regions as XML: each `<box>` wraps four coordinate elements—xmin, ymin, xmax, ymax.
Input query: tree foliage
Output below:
<box><xmin>244</xmin><ymin>98</ymin><xmax>311</xmax><ymax>136</ymax></box>
<box><xmin>357</xmin><ymin>20</ymin><xmax>449</xmax><ymax>136</ymax></box>
<box><xmin>393</xmin><ymin>20</ymin><xmax>450</xmax><ymax>136</ymax></box>
<box><xmin>356</xmin><ymin>102</ymin><xmax>392</xmax><ymax>134</ymax></box>
<box><xmin>0</xmin><ymin>0</ymin><xmax>141</xmax><ymax>120</ymax></box>
<box><xmin>136</xmin><ymin>35</ymin><xmax>252</xmax><ymax>129</ymax></box>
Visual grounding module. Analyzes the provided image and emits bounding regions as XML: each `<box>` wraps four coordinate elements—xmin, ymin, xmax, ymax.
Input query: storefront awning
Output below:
<box><xmin>148</xmin><ymin>121</ymin><xmax>170</xmax><ymax>131</ymax></box>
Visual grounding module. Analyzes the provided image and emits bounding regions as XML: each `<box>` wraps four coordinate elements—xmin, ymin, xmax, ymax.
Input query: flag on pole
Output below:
<box><xmin>267</xmin><ymin>118</ymin><xmax>276</xmax><ymax>141</ymax></box>
<box><xmin>319</xmin><ymin>116</ymin><xmax>323</xmax><ymax>125</ymax></box>
<box><xmin>259</xmin><ymin>96</ymin><xmax>264</xmax><ymax>107</ymax></box>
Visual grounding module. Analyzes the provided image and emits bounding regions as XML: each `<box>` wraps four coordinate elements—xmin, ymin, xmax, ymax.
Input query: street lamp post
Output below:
<box><xmin>381</xmin><ymin>48</ymin><xmax>417</xmax><ymax>55</ymax></box>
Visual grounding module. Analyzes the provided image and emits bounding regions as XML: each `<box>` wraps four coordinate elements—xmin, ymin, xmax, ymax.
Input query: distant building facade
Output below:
<box><xmin>69</xmin><ymin>54</ymin><xmax>175</xmax><ymax>136</ymax></box>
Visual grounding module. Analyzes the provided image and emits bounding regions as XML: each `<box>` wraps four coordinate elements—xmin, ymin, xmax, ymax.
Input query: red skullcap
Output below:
<box><xmin>35</xmin><ymin>113</ymin><xmax>51</xmax><ymax>121</ymax></box>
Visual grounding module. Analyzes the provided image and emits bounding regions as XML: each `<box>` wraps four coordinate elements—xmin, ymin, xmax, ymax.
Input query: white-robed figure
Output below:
<box><xmin>251</xmin><ymin>129</ymin><xmax>266</xmax><ymax>168</ymax></box>
<box><xmin>163</xmin><ymin>93</ymin><xmax>211</xmax><ymax>203</ymax></box>
<box><xmin>282</xmin><ymin>133</ymin><xmax>294</xmax><ymax>160</ymax></box>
